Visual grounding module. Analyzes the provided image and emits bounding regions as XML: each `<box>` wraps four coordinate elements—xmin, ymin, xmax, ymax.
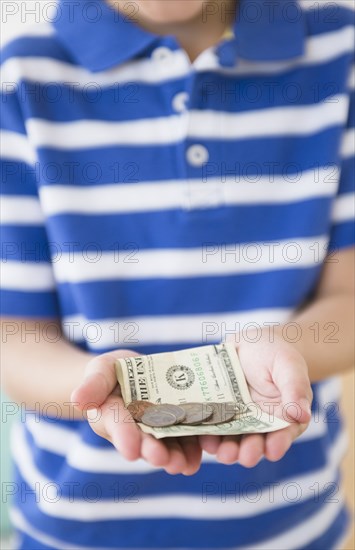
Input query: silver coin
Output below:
<box><xmin>158</xmin><ymin>404</ymin><xmax>186</xmax><ymax>423</ymax></box>
<box><xmin>179</xmin><ymin>402</ymin><xmax>214</xmax><ymax>425</ymax></box>
<box><xmin>201</xmin><ymin>402</ymin><xmax>237</xmax><ymax>425</ymax></box>
<box><xmin>141</xmin><ymin>407</ymin><xmax>177</xmax><ymax>427</ymax></box>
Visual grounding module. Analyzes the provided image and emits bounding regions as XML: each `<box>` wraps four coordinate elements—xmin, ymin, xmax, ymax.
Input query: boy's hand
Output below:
<box><xmin>199</xmin><ymin>330</ymin><xmax>313</xmax><ymax>467</ymax></box>
<box><xmin>72</xmin><ymin>335</ymin><xmax>312</xmax><ymax>474</ymax></box>
<box><xmin>71</xmin><ymin>350</ymin><xmax>202</xmax><ymax>475</ymax></box>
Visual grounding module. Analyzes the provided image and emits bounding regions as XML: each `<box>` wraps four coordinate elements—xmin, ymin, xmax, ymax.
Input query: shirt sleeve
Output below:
<box><xmin>0</xmin><ymin>64</ymin><xmax>60</xmax><ymax>319</ymax></box>
<box><xmin>328</xmin><ymin>63</ymin><xmax>355</xmax><ymax>253</ymax></box>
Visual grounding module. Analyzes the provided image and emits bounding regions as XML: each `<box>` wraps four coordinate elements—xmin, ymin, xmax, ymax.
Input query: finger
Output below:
<box><xmin>71</xmin><ymin>349</ymin><xmax>139</xmax><ymax>410</ymax></box>
<box><xmin>179</xmin><ymin>436</ymin><xmax>203</xmax><ymax>476</ymax></box>
<box><xmin>163</xmin><ymin>439</ymin><xmax>188</xmax><ymax>475</ymax></box>
<box><xmin>199</xmin><ymin>435</ymin><xmax>222</xmax><ymax>455</ymax></box>
<box><xmin>141</xmin><ymin>434</ymin><xmax>170</xmax><ymax>468</ymax></box>
<box><xmin>216</xmin><ymin>436</ymin><xmax>241</xmax><ymax>465</ymax></box>
<box><xmin>264</xmin><ymin>423</ymin><xmax>306</xmax><ymax>462</ymax></box>
<box><xmin>237</xmin><ymin>434</ymin><xmax>264</xmax><ymax>468</ymax></box>
<box><xmin>273</xmin><ymin>350</ymin><xmax>313</xmax><ymax>424</ymax></box>
<box><xmin>101</xmin><ymin>394</ymin><xmax>142</xmax><ymax>461</ymax></box>
<box><xmin>86</xmin><ymin>407</ymin><xmax>112</xmax><ymax>441</ymax></box>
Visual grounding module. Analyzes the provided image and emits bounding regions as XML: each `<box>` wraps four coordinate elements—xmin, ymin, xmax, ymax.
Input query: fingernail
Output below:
<box><xmin>70</xmin><ymin>389</ymin><xmax>78</xmax><ymax>403</ymax></box>
<box><xmin>87</xmin><ymin>408</ymin><xmax>101</xmax><ymax>422</ymax></box>
<box><xmin>83</xmin><ymin>372</ymin><xmax>97</xmax><ymax>383</ymax></box>
<box><xmin>300</xmin><ymin>399</ymin><xmax>312</xmax><ymax>416</ymax></box>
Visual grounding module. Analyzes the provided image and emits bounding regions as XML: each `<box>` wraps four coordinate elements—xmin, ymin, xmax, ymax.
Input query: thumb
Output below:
<box><xmin>71</xmin><ymin>349</ymin><xmax>140</xmax><ymax>411</ymax></box>
<box><xmin>273</xmin><ymin>349</ymin><xmax>313</xmax><ymax>424</ymax></box>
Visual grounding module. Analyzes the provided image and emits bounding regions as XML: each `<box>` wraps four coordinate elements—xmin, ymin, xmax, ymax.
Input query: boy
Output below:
<box><xmin>1</xmin><ymin>0</ymin><xmax>354</xmax><ymax>548</ymax></box>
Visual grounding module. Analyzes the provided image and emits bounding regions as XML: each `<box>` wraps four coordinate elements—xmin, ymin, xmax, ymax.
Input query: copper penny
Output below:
<box><xmin>127</xmin><ymin>400</ymin><xmax>155</xmax><ymax>421</ymax></box>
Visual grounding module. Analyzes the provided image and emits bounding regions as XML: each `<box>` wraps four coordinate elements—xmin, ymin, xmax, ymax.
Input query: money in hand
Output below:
<box><xmin>115</xmin><ymin>343</ymin><xmax>290</xmax><ymax>439</ymax></box>
<box><xmin>128</xmin><ymin>401</ymin><xmax>237</xmax><ymax>427</ymax></box>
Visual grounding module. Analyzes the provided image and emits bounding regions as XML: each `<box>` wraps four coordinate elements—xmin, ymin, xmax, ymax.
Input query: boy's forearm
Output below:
<box><xmin>2</xmin><ymin>289</ymin><xmax>353</xmax><ymax>422</ymax></box>
<box><xmin>279</xmin><ymin>292</ymin><xmax>355</xmax><ymax>382</ymax></box>
<box><xmin>1</xmin><ymin>318</ymin><xmax>93</xmax><ymax>420</ymax></box>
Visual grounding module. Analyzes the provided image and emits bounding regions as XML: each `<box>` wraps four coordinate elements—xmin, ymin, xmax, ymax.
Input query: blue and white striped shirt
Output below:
<box><xmin>1</xmin><ymin>0</ymin><xmax>354</xmax><ymax>548</ymax></box>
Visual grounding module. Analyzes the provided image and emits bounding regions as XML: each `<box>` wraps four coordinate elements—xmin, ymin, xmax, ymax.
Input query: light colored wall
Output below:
<box><xmin>1</xmin><ymin>1</ymin><xmax>55</xmax><ymax>46</ymax></box>
<box><xmin>341</xmin><ymin>371</ymin><xmax>355</xmax><ymax>549</ymax></box>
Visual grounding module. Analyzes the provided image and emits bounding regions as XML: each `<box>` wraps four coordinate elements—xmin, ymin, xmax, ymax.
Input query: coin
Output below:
<box><xmin>201</xmin><ymin>402</ymin><xmax>237</xmax><ymax>425</ymax></box>
<box><xmin>127</xmin><ymin>400</ymin><xmax>155</xmax><ymax>421</ymax></box>
<box><xmin>141</xmin><ymin>407</ymin><xmax>177</xmax><ymax>427</ymax></box>
<box><xmin>179</xmin><ymin>402</ymin><xmax>214</xmax><ymax>425</ymax></box>
<box><xmin>159</xmin><ymin>404</ymin><xmax>186</xmax><ymax>423</ymax></box>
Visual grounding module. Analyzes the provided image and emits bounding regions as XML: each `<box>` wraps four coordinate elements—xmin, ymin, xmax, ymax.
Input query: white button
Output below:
<box><xmin>151</xmin><ymin>46</ymin><xmax>172</xmax><ymax>62</ymax></box>
<box><xmin>172</xmin><ymin>92</ymin><xmax>189</xmax><ymax>113</ymax></box>
<box><xmin>186</xmin><ymin>144</ymin><xmax>209</xmax><ymax>167</ymax></box>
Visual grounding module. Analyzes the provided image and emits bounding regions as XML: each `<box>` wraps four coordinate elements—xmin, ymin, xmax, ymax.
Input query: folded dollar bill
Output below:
<box><xmin>115</xmin><ymin>343</ymin><xmax>290</xmax><ymax>438</ymax></box>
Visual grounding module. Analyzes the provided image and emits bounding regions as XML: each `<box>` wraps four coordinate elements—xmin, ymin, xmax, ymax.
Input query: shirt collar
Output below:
<box><xmin>231</xmin><ymin>0</ymin><xmax>306</xmax><ymax>62</ymax></box>
<box><xmin>53</xmin><ymin>0</ymin><xmax>306</xmax><ymax>73</ymax></box>
<box><xmin>53</xmin><ymin>0</ymin><xmax>159</xmax><ymax>72</ymax></box>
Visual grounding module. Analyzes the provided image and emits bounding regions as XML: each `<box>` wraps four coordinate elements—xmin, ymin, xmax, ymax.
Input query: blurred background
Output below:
<box><xmin>0</xmin><ymin>1</ymin><xmax>354</xmax><ymax>548</ymax></box>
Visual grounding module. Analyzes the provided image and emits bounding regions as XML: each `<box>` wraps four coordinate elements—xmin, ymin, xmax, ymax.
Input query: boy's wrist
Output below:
<box><xmin>231</xmin><ymin>323</ymin><xmax>306</xmax><ymax>355</ymax></box>
<box><xmin>262</xmin><ymin>322</ymin><xmax>307</xmax><ymax>357</ymax></box>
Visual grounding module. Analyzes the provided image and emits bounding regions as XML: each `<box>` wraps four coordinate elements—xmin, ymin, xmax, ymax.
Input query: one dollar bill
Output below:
<box><xmin>115</xmin><ymin>343</ymin><xmax>289</xmax><ymax>438</ymax></box>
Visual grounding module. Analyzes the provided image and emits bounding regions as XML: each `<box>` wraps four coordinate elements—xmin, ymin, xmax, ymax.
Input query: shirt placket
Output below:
<box><xmin>182</xmin><ymin>51</ymin><xmax>226</xmax><ymax>212</ymax></box>
<box><xmin>152</xmin><ymin>37</ymin><xmax>227</xmax><ymax>212</ymax></box>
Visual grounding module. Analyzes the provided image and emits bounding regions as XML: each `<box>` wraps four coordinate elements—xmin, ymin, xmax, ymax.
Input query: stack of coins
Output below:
<box><xmin>127</xmin><ymin>400</ymin><xmax>238</xmax><ymax>427</ymax></box>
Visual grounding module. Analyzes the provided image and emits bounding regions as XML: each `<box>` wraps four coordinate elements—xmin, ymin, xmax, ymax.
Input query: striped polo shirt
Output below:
<box><xmin>1</xmin><ymin>0</ymin><xmax>354</xmax><ymax>548</ymax></box>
